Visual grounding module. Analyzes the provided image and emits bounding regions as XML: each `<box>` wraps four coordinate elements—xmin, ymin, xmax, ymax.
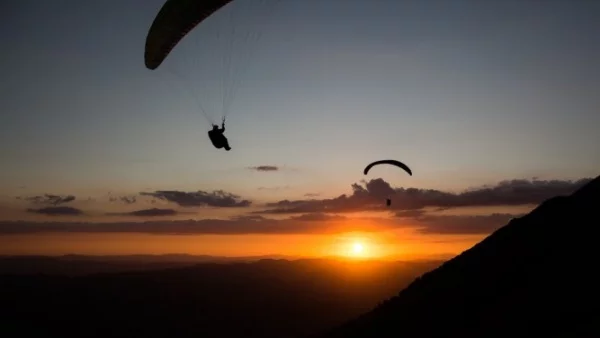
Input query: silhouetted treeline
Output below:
<box><xmin>0</xmin><ymin>258</ymin><xmax>441</xmax><ymax>338</ymax></box>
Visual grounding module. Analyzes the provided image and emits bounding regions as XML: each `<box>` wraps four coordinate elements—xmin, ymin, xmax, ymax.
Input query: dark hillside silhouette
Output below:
<box><xmin>320</xmin><ymin>175</ymin><xmax>600</xmax><ymax>338</ymax></box>
<box><xmin>0</xmin><ymin>258</ymin><xmax>440</xmax><ymax>338</ymax></box>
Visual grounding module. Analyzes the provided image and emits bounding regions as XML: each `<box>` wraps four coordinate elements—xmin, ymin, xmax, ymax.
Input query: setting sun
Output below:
<box><xmin>352</xmin><ymin>243</ymin><xmax>364</xmax><ymax>254</ymax></box>
<box><xmin>346</xmin><ymin>241</ymin><xmax>368</xmax><ymax>259</ymax></box>
<box><xmin>332</xmin><ymin>233</ymin><xmax>391</xmax><ymax>260</ymax></box>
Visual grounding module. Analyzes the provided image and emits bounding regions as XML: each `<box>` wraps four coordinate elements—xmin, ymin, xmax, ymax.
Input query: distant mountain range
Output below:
<box><xmin>0</xmin><ymin>256</ymin><xmax>441</xmax><ymax>338</ymax></box>
<box><xmin>0</xmin><ymin>254</ymin><xmax>297</xmax><ymax>276</ymax></box>
<box><xmin>0</xmin><ymin>253</ymin><xmax>449</xmax><ymax>276</ymax></box>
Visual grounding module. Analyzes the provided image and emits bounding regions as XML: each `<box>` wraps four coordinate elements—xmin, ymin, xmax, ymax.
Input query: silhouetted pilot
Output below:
<box><xmin>386</xmin><ymin>198</ymin><xmax>391</xmax><ymax>207</ymax></box>
<box><xmin>208</xmin><ymin>118</ymin><xmax>231</xmax><ymax>151</ymax></box>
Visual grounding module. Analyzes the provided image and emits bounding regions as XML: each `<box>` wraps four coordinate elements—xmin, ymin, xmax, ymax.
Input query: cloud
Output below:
<box><xmin>26</xmin><ymin>206</ymin><xmax>84</xmax><ymax>216</ymax></box>
<box><xmin>258</xmin><ymin>186</ymin><xmax>291</xmax><ymax>191</ymax></box>
<box><xmin>122</xmin><ymin>196</ymin><xmax>137</xmax><ymax>204</ymax></box>
<box><xmin>121</xmin><ymin>196</ymin><xmax>138</xmax><ymax>204</ymax></box>
<box><xmin>107</xmin><ymin>208</ymin><xmax>179</xmax><ymax>217</ymax></box>
<box><xmin>0</xmin><ymin>211</ymin><xmax>521</xmax><ymax>235</ymax></box>
<box><xmin>230</xmin><ymin>215</ymin><xmax>269</xmax><ymax>222</ymax></box>
<box><xmin>289</xmin><ymin>212</ymin><xmax>346</xmax><ymax>222</ymax></box>
<box><xmin>395</xmin><ymin>210</ymin><xmax>426</xmax><ymax>218</ymax></box>
<box><xmin>257</xmin><ymin>178</ymin><xmax>592</xmax><ymax>214</ymax></box>
<box><xmin>411</xmin><ymin>213</ymin><xmax>519</xmax><ymax>235</ymax></box>
<box><xmin>304</xmin><ymin>193</ymin><xmax>320</xmax><ymax>197</ymax></box>
<box><xmin>140</xmin><ymin>190</ymin><xmax>251</xmax><ymax>208</ymax></box>
<box><xmin>3</xmin><ymin>177</ymin><xmax>587</xmax><ymax>236</ymax></box>
<box><xmin>247</xmin><ymin>165</ymin><xmax>279</xmax><ymax>172</ymax></box>
<box><xmin>108</xmin><ymin>195</ymin><xmax>138</xmax><ymax>204</ymax></box>
<box><xmin>19</xmin><ymin>194</ymin><xmax>76</xmax><ymax>206</ymax></box>
<box><xmin>0</xmin><ymin>217</ymin><xmax>341</xmax><ymax>235</ymax></box>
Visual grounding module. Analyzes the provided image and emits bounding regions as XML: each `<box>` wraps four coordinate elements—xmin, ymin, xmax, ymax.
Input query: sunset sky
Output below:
<box><xmin>1</xmin><ymin>0</ymin><xmax>598</xmax><ymax>259</ymax></box>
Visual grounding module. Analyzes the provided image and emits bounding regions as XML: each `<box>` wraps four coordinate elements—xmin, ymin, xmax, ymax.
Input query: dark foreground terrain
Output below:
<box><xmin>321</xmin><ymin>175</ymin><xmax>600</xmax><ymax>338</ymax></box>
<box><xmin>0</xmin><ymin>256</ymin><xmax>441</xmax><ymax>338</ymax></box>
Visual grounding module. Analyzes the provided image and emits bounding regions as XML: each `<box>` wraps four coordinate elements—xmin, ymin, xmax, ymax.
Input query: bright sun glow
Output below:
<box><xmin>346</xmin><ymin>242</ymin><xmax>368</xmax><ymax>259</ymax></box>
<box><xmin>352</xmin><ymin>243</ymin><xmax>364</xmax><ymax>254</ymax></box>
<box><xmin>334</xmin><ymin>233</ymin><xmax>383</xmax><ymax>259</ymax></box>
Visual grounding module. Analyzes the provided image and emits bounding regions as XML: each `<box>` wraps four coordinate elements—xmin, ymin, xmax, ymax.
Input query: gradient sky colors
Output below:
<box><xmin>1</xmin><ymin>0</ymin><xmax>598</xmax><ymax>259</ymax></box>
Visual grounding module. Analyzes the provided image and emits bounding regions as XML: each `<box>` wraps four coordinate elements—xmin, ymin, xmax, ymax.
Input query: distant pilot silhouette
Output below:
<box><xmin>208</xmin><ymin>118</ymin><xmax>231</xmax><ymax>151</ymax></box>
<box><xmin>386</xmin><ymin>198</ymin><xmax>391</xmax><ymax>207</ymax></box>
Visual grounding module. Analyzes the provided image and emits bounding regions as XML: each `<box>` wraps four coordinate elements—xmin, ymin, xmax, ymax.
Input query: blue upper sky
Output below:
<box><xmin>1</xmin><ymin>0</ymin><xmax>599</xmax><ymax>201</ymax></box>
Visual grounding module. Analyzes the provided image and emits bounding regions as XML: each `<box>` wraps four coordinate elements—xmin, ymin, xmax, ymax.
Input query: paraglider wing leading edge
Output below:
<box><xmin>363</xmin><ymin>160</ymin><xmax>413</xmax><ymax>176</ymax></box>
<box><xmin>145</xmin><ymin>0</ymin><xmax>235</xmax><ymax>70</ymax></box>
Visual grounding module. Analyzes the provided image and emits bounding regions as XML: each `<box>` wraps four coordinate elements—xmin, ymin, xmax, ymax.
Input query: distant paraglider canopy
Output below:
<box><xmin>363</xmin><ymin>159</ymin><xmax>413</xmax><ymax>207</ymax></box>
<box><xmin>363</xmin><ymin>160</ymin><xmax>412</xmax><ymax>176</ymax></box>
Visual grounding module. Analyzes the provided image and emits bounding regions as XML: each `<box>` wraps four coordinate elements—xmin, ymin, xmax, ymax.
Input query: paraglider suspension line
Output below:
<box><xmin>164</xmin><ymin>67</ymin><xmax>215</xmax><ymax>125</ymax></box>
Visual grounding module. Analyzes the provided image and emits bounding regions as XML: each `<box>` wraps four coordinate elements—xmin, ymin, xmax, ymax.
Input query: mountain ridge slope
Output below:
<box><xmin>320</xmin><ymin>174</ymin><xmax>600</xmax><ymax>338</ymax></box>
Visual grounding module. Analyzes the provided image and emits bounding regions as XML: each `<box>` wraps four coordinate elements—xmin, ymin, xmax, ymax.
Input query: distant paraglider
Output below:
<box><xmin>363</xmin><ymin>159</ymin><xmax>412</xmax><ymax>207</ymax></box>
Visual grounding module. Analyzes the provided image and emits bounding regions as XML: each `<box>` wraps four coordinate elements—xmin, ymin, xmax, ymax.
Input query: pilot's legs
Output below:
<box><xmin>223</xmin><ymin>138</ymin><xmax>231</xmax><ymax>151</ymax></box>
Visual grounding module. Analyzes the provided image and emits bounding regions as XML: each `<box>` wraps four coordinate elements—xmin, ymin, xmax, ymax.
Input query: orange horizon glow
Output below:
<box><xmin>0</xmin><ymin>202</ymin><xmax>506</xmax><ymax>261</ymax></box>
<box><xmin>0</xmin><ymin>203</ymin><xmax>505</xmax><ymax>261</ymax></box>
<box><xmin>0</xmin><ymin>229</ymin><xmax>485</xmax><ymax>261</ymax></box>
